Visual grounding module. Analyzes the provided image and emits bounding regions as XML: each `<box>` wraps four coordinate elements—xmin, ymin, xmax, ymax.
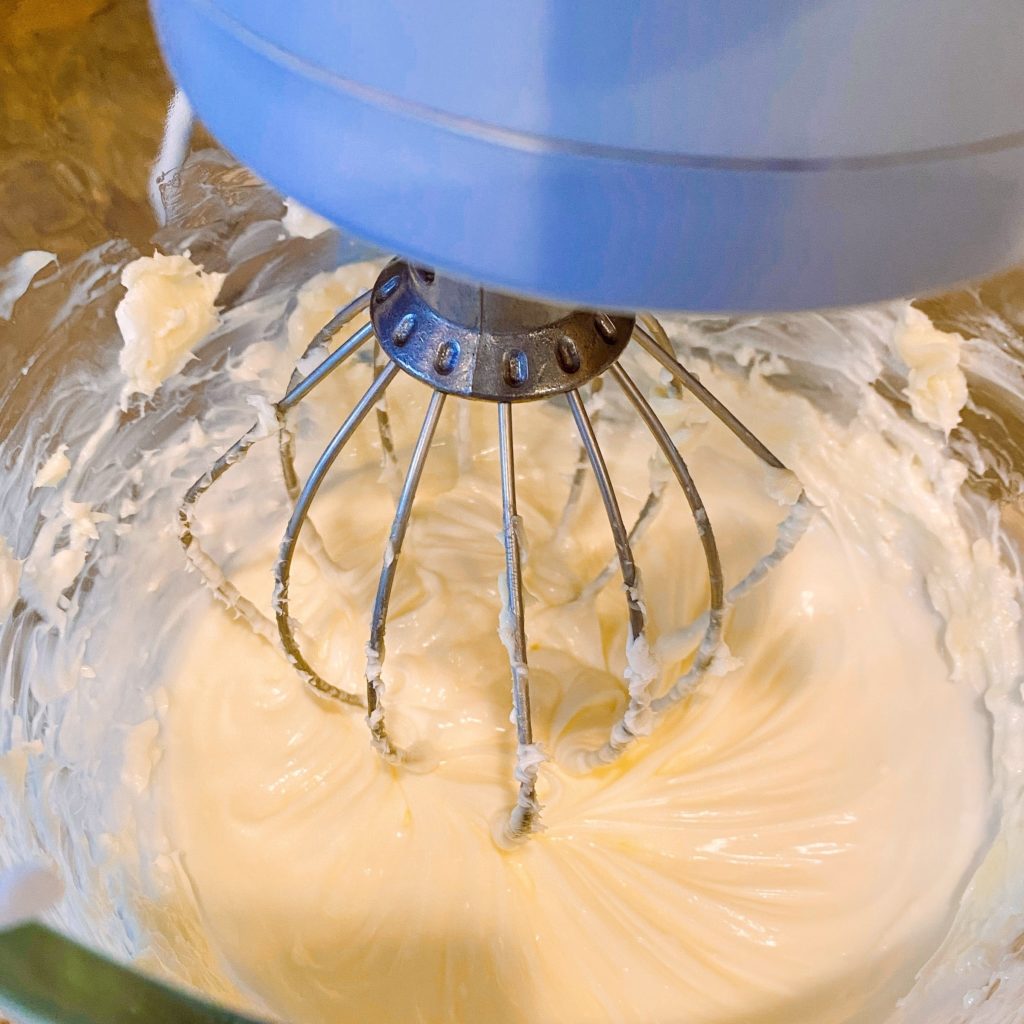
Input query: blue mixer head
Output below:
<box><xmin>150</xmin><ymin>0</ymin><xmax>1024</xmax><ymax>312</ymax></box>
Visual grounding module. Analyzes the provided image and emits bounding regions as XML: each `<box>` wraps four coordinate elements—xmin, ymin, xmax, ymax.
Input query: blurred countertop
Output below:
<box><xmin>0</xmin><ymin>0</ymin><xmax>183</xmax><ymax>265</ymax></box>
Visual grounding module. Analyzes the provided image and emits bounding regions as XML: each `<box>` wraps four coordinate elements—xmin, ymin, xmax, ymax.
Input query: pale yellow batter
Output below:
<box><xmin>1</xmin><ymin>240</ymin><xmax>1018</xmax><ymax>1024</ymax></box>
<box><xmin>157</xmin><ymin>267</ymin><xmax>995</xmax><ymax>1023</ymax></box>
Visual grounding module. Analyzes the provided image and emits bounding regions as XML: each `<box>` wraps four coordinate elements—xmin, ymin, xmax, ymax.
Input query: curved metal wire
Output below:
<box><xmin>576</xmin><ymin>474</ymin><xmax>668</xmax><ymax>604</ymax></box>
<box><xmin>569</xmin><ymin>317</ymin><xmax>811</xmax><ymax>765</ymax></box>
<box><xmin>630</xmin><ymin>317</ymin><xmax>813</xmax><ymax>711</ymax></box>
<box><xmin>276</xmin><ymin>289</ymin><xmax>397</xmax><ymax>588</ymax></box>
<box><xmin>373</xmin><ymin>338</ymin><xmax>399</xmax><ymax>472</ymax></box>
<box><xmin>498</xmin><ymin>402</ymin><xmax>544</xmax><ymax>841</ymax></box>
<box><xmin>626</xmin><ymin>313</ymin><xmax>811</xmax><ymax>671</ymax></box>
<box><xmin>638</xmin><ymin>314</ymin><xmax>679</xmax><ymax>375</ymax></box>
<box><xmin>273</xmin><ymin>363</ymin><xmax>400</xmax><ymax>704</ymax></box>
<box><xmin>566</xmin><ymin>388</ymin><xmax>656</xmax><ymax>768</ymax></box>
<box><xmin>179</xmin><ymin>299</ymin><xmax>376</xmax><ymax>653</ymax></box>
<box><xmin>654</xmin><ymin>493</ymin><xmax>814</xmax><ymax>665</ymax></box>
<box><xmin>178</xmin><ymin>422</ymin><xmax>282</xmax><ymax>646</ymax></box>
<box><xmin>610</xmin><ymin>364</ymin><xmax>727</xmax><ymax>717</ymax></box>
<box><xmin>182</xmin><ymin>295</ymin><xmax>813</xmax><ymax>840</ymax></box>
<box><xmin>278</xmin><ymin>317</ymin><xmax>375</xmax><ymax>498</ymax></box>
<box><xmin>365</xmin><ymin>389</ymin><xmax>447</xmax><ymax>760</ymax></box>
<box><xmin>277</xmin><ymin>320</ymin><xmax>377</xmax><ymax>592</ymax></box>
<box><xmin>552</xmin><ymin>429</ymin><xmax>592</xmax><ymax>543</ymax></box>
<box><xmin>573</xmin><ymin>324</ymin><xmax>680</xmax><ymax>596</ymax></box>
<box><xmin>552</xmin><ymin>378</ymin><xmax>603</xmax><ymax>545</ymax></box>
<box><xmin>633</xmin><ymin>322</ymin><xmax>787</xmax><ymax>469</ymax></box>
<box><xmin>565</xmin><ymin>391</ymin><xmax>647</xmax><ymax>646</ymax></box>
<box><xmin>284</xmin><ymin>289</ymin><xmax>373</xmax><ymax>398</ymax></box>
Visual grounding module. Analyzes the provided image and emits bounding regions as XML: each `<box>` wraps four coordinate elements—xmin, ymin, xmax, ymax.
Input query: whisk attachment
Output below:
<box><xmin>180</xmin><ymin>260</ymin><xmax>811</xmax><ymax>842</ymax></box>
<box><xmin>371</xmin><ymin>261</ymin><xmax>634</xmax><ymax>401</ymax></box>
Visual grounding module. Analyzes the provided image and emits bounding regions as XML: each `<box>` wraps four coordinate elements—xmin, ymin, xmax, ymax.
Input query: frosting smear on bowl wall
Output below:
<box><xmin>0</xmin><ymin>161</ymin><xmax>1022</xmax><ymax>1024</ymax></box>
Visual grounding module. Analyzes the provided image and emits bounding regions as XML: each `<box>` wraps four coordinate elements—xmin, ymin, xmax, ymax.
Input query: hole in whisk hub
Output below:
<box><xmin>393</xmin><ymin>313</ymin><xmax>417</xmax><ymax>346</ymax></box>
<box><xmin>376</xmin><ymin>273</ymin><xmax>400</xmax><ymax>300</ymax></box>
<box><xmin>504</xmin><ymin>349</ymin><xmax>529</xmax><ymax>388</ymax></box>
<box><xmin>595</xmin><ymin>314</ymin><xmax>617</xmax><ymax>343</ymax></box>
<box><xmin>556</xmin><ymin>337</ymin><xmax>581</xmax><ymax>374</ymax></box>
<box><xmin>370</xmin><ymin>260</ymin><xmax>635</xmax><ymax>400</ymax></box>
<box><xmin>434</xmin><ymin>339</ymin><xmax>460</xmax><ymax>376</ymax></box>
<box><xmin>180</xmin><ymin>265</ymin><xmax>810</xmax><ymax>848</ymax></box>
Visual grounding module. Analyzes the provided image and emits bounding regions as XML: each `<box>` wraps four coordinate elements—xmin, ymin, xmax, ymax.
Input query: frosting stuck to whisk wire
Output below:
<box><xmin>179</xmin><ymin>260</ymin><xmax>811</xmax><ymax>843</ymax></box>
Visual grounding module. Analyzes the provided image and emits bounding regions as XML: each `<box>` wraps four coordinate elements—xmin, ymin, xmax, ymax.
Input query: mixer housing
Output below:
<box><xmin>152</xmin><ymin>0</ymin><xmax>1024</xmax><ymax>311</ymax></box>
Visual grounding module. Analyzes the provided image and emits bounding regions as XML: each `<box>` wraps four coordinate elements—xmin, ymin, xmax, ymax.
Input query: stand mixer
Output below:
<box><xmin>2</xmin><ymin>3</ymin><xmax>1024</xmax><ymax>1022</ymax></box>
<box><xmin>150</xmin><ymin>0</ymin><xmax>1024</xmax><ymax>841</ymax></box>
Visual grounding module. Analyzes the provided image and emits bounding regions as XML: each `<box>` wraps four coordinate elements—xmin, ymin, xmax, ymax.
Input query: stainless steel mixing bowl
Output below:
<box><xmin>3</xmin><ymin>3</ymin><xmax>1024</xmax><ymax>1022</ymax></box>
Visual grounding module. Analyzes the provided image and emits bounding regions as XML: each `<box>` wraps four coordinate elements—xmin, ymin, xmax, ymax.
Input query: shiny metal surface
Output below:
<box><xmin>272</xmin><ymin>361</ymin><xmax>399</xmax><ymax>702</ymax></box>
<box><xmin>4</xmin><ymin>2</ymin><xmax>1024</xmax><ymax>1020</ymax></box>
<box><xmin>497</xmin><ymin>401</ymin><xmax>539</xmax><ymax>841</ymax></box>
<box><xmin>372</xmin><ymin>261</ymin><xmax>634</xmax><ymax>401</ymax></box>
<box><xmin>366</xmin><ymin>388</ymin><xmax>447</xmax><ymax>760</ymax></box>
<box><xmin>181</xmin><ymin>288</ymin><xmax>806</xmax><ymax>839</ymax></box>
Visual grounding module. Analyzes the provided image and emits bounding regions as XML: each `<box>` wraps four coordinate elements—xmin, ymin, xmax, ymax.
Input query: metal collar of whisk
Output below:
<box><xmin>178</xmin><ymin>260</ymin><xmax>812</xmax><ymax>848</ymax></box>
<box><xmin>372</xmin><ymin>262</ymin><xmax>633</xmax><ymax>401</ymax></box>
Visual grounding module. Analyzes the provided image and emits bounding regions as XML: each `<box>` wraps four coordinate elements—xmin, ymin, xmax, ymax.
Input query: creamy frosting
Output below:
<box><xmin>0</xmin><ymin>250</ymin><xmax>56</xmax><ymax>321</ymax></box>
<box><xmin>156</xmin><ymin>269</ymin><xmax>995</xmax><ymax>1024</ymax></box>
<box><xmin>894</xmin><ymin>305</ymin><xmax>968</xmax><ymax>437</ymax></box>
<box><xmin>0</xmin><ymin>539</ymin><xmax>21</xmax><ymax>622</ymax></box>
<box><xmin>282</xmin><ymin>197</ymin><xmax>334</xmax><ymax>240</ymax></box>
<box><xmin>0</xmin><ymin>170</ymin><xmax>1022</xmax><ymax>1024</ymax></box>
<box><xmin>115</xmin><ymin>251</ymin><xmax>224</xmax><ymax>405</ymax></box>
<box><xmin>33</xmin><ymin>444</ymin><xmax>71</xmax><ymax>490</ymax></box>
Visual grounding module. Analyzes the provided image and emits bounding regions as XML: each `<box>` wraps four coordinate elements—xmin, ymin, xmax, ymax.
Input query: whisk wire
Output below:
<box><xmin>634</xmin><ymin>324</ymin><xmax>785</xmax><ymax>469</ymax></box>
<box><xmin>366</xmin><ymin>388</ymin><xmax>447</xmax><ymax>759</ymax></box>
<box><xmin>178</xmin><ymin>301</ymin><xmax>379</xmax><ymax>655</ymax></box>
<box><xmin>273</xmin><ymin>362</ymin><xmax>400</xmax><ymax>703</ymax></box>
<box><xmin>629</xmin><ymin>326</ymin><xmax>814</xmax><ymax>711</ymax></box>
<box><xmin>277</xmin><ymin>316</ymin><xmax>375</xmax><ymax>508</ymax></box>
<box><xmin>498</xmin><ymin>403</ymin><xmax>541</xmax><ymax>840</ymax></box>
<box><xmin>611</xmin><ymin>364</ymin><xmax>728</xmax><ymax>716</ymax></box>
<box><xmin>567</xmin><ymin>387</ymin><xmax>659</xmax><ymax>767</ymax></box>
<box><xmin>284</xmin><ymin>289</ymin><xmax>373</xmax><ymax>391</ymax></box>
<box><xmin>278</xmin><ymin>289</ymin><xmax>375</xmax><ymax>498</ymax></box>
<box><xmin>574</xmin><ymin>324</ymin><xmax>679</xmax><ymax>596</ymax></box>
<box><xmin>280</xmin><ymin>321</ymin><xmax>375</xmax><ymax>413</ymax></box>
<box><xmin>552</xmin><ymin>378</ymin><xmax>603</xmax><ymax>545</ymax></box>
<box><xmin>373</xmin><ymin>338</ymin><xmax>399</xmax><ymax>471</ymax></box>
<box><xmin>178</xmin><ymin>422</ymin><xmax>282</xmax><ymax>645</ymax></box>
<box><xmin>566</xmin><ymin>391</ymin><xmax>646</xmax><ymax>643</ymax></box>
